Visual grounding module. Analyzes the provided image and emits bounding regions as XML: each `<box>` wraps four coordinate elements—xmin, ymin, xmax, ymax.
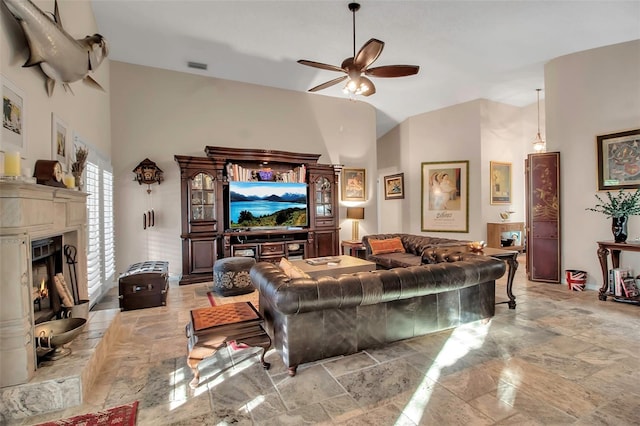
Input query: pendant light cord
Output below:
<box><xmin>536</xmin><ymin>88</ymin><xmax>541</xmax><ymax>134</ymax></box>
<box><xmin>352</xmin><ymin>6</ymin><xmax>356</xmax><ymax>57</ymax></box>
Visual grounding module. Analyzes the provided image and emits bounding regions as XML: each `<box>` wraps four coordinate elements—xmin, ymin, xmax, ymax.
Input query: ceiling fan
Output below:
<box><xmin>298</xmin><ymin>2</ymin><xmax>419</xmax><ymax>97</ymax></box>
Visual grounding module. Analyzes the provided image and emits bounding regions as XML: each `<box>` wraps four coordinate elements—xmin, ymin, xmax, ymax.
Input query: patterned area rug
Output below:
<box><xmin>35</xmin><ymin>401</ymin><xmax>138</xmax><ymax>426</ymax></box>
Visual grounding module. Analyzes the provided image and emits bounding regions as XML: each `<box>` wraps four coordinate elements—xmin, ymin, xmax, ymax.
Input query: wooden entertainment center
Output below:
<box><xmin>175</xmin><ymin>147</ymin><xmax>341</xmax><ymax>285</ymax></box>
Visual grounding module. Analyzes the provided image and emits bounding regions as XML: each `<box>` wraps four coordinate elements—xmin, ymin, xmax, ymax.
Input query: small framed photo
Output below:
<box><xmin>1</xmin><ymin>75</ymin><xmax>27</xmax><ymax>155</ymax></box>
<box><xmin>384</xmin><ymin>173</ymin><xmax>405</xmax><ymax>200</ymax></box>
<box><xmin>490</xmin><ymin>161</ymin><xmax>512</xmax><ymax>204</ymax></box>
<box><xmin>52</xmin><ymin>113</ymin><xmax>70</xmax><ymax>171</ymax></box>
<box><xmin>597</xmin><ymin>128</ymin><xmax>640</xmax><ymax>190</ymax></box>
<box><xmin>342</xmin><ymin>168</ymin><xmax>366</xmax><ymax>201</ymax></box>
<box><xmin>421</xmin><ymin>160</ymin><xmax>469</xmax><ymax>233</ymax></box>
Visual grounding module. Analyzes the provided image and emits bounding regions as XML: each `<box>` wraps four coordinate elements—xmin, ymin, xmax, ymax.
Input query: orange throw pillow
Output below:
<box><xmin>369</xmin><ymin>237</ymin><xmax>405</xmax><ymax>255</ymax></box>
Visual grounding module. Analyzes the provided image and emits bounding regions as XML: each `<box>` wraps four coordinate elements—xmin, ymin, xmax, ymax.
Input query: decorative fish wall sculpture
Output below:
<box><xmin>2</xmin><ymin>0</ymin><xmax>109</xmax><ymax>96</ymax></box>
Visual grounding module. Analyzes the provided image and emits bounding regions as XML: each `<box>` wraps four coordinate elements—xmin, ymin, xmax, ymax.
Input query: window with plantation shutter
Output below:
<box><xmin>86</xmin><ymin>161</ymin><xmax>102</xmax><ymax>300</ymax></box>
<box><xmin>74</xmin><ymin>134</ymin><xmax>114</xmax><ymax>305</ymax></box>
<box><xmin>103</xmin><ymin>169</ymin><xmax>115</xmax><ymax>282</ymax></box>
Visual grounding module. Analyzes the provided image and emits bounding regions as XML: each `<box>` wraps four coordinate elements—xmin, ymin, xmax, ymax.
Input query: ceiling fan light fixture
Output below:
<box><xmin>297</xmin><ymin>2</ymin><xmax>418</xmax><ymax>98</ymax></box>
<box><xmin>532</xmin><ymin>88</ymin><xmax>546</xmax><ymax>153</ymax></box>
<box><xmin>343</xmin><ymin>76</ymin><xmax>369</xmax><ymax>96</ymax></box>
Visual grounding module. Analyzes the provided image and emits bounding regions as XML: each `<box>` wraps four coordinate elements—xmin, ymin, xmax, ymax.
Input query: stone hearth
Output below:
<box><xmin>0</xmin><ymin>181</ymin><xmax>119</xmax><ymax>420</ymax></box>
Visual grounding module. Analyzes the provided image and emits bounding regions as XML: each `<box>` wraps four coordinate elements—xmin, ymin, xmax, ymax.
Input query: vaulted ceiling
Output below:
<box><xmin>91</xmin><ymin>1</ymin><xmax>640</xmax><ymax>136</ymax></box>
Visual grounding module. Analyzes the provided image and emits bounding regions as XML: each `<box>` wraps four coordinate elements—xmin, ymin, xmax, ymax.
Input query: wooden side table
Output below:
<box><xmin>597</xmin><ymin>241</ymin><xmax>640</xmax><ymax>302</ymax></box>
<box><xmin>341</xmin><ymin>240</ymin><xmax>367</xmax><ymax>259</ymax></box>
<box><xmin>461</xmin><ymin>246</ymin><xmax>519</xmax><ymax>309</ymax></box>
<box><xmin>186</xmin><ymin>302</ymin><xmax>271</xmax><ymax>388</ymax></box>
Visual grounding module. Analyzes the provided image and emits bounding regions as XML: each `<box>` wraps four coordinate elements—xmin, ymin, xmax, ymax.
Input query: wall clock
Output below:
<box><xmin>34</xmin><ymin>160</ymin><xmax>66</xmax><ymax>187</ymax></box>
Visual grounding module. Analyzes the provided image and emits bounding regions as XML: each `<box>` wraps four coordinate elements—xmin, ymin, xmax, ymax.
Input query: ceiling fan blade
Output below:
<box><xmin>354</xmin><ymin>38</ymin><xmax>384</xmax><ymax>70</ymax></box>
<box><xmin>360</xmin><ymin>77</ymin><xmax>376</xmax><ymax>97</ymax></box>
<box><xmin>308</xmin><ymin>75</ymin><xmax>348</xmax><ymax>92</ymax></box>
<box><xmin>365</xmin><ymin>65</ymin><xmax>420</xmax><ymax>78</ymax></box>
<box><xmin>297</xmin><ymin>60</ymin><xmax>345</xmax><ymax>73</ymax></box>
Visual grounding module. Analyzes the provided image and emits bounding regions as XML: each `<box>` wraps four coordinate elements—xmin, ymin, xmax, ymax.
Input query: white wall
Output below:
<box><xmin>109</xmin><ymin>62</ymin><xmax>377</xmax><ymax>277</ymax></box>
<box><xmin>480</xmin><ymin>100</ymin><xmax>529</xmax><ymax>227</ymax></box>
<box><xmin>377</xmin><ymin>99</ymin><xmax>535</xmax><ymax>242</ymax></box>
<box><xmin>546</xmin><ymin>39</ymin><xmax>640</xmax><ymax>290</ymax></box>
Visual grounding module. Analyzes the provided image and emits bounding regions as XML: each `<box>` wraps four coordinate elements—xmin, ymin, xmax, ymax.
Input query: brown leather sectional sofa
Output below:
<box><xmin>362</xmin><ymin>233</ymin><xmax>471</xmax><ymax>268</ymax></box>
<box><xmin>250</xmin><ymin>238</ymin><xmax>505</xmax><ymax>376</ymax></box>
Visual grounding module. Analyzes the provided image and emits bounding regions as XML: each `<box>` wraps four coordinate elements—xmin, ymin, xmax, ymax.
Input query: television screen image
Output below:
<box><xmin>229</xmin><ymin>181</ymin><xmax>308</xmax><ymax>229</ymax></box>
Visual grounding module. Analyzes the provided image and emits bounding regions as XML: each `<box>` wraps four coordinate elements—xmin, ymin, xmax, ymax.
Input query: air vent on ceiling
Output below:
<box><xmin>187</xmin><ymin>61</ymin><xmax>208</xmax><ymax>70</ymax></box>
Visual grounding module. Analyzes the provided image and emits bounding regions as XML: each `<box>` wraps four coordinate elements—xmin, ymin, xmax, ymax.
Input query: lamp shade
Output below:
<box><xmin>346</xmin><ymin>207</ymin><xmax>364</xmax><ymax>220</ymax></box>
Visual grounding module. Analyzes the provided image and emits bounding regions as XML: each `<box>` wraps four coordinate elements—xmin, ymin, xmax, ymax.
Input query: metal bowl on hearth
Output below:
<box><xmin>34</xmin><ymin>317</ymin><xmax>87</xmax><ymax>360</ymax></box>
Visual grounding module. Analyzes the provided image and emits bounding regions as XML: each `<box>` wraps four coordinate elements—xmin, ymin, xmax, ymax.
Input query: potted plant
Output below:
<box><xmin>586</xmin><ymin>189</ymin><xmax>640</xmax><ymax>242</ymax></box>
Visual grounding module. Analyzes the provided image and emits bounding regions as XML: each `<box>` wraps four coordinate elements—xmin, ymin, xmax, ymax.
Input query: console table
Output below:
<box><xmin>596</xmin><ymin>241</ymin><xmax>640</xmax><ymax>301</ymax></box>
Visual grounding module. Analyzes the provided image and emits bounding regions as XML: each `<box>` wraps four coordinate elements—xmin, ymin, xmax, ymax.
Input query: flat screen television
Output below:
<box><xmin>228</xmin><ymin>181</ymin><xmax>308</xmax><ymax>230</ymax></box>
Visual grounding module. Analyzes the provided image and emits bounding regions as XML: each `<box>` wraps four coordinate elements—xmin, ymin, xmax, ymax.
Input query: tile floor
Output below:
<box><xmin>16</xmin><ymin>257</ymin><xmax>640</xmax><ymax>425</ymax></box>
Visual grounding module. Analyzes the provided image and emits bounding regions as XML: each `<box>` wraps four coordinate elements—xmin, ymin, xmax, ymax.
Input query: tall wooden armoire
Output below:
<box><xmin>526</xmin><ymin>152</ymin><xmax>561</xmax><ymax>282</ymax></box>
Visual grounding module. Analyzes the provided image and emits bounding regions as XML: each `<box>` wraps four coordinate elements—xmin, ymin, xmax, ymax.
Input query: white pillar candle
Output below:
<box><xmin>4</xmin><ymin>152</ymin><xmax>21</xmax><ymax>176</ymax></box>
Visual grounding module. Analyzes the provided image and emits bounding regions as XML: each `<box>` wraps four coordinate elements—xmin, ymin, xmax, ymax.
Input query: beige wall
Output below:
<box><xmin>378</xmin><ymin>99</ymin><xmax>531</xmax><ymax>241</ymax></box>
<box><xmin>1</xmin><ymin>0</ymin><xmax>111</xmax><ymax>171</ymax></box>
<box><xmin>546</xmin><ymin>39</ymin><xmax>640</xmax><ymax>289</ymax></box>
<box><xmin>109</xmin><ymin>62</ymin><xmax>377</xmax><ymax>277</ymax></box>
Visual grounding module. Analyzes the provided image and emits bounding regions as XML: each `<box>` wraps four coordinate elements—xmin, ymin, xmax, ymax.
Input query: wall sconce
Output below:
<box><xmin>133</xmin><ymin>158</ymin><xmax>164</xmax><ymax>194</ymax></box>
<box><xmin>346</xmin><ymin>207</ymin><xmax>365</xmax><ymax>242</ymax></box>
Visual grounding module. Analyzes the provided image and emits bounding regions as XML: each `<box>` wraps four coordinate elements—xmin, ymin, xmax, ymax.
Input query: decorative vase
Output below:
<box><xmin>612</xmin><ymin>215</ymin><xmax>628</xmax><ymax>243</ymax></box>
<box><xmin>72</xmin><ymin>172</ymin><xmax>83</xmax><ymax>192</ymax></box>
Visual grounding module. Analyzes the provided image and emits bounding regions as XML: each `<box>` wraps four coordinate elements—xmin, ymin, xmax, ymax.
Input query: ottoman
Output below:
<box><xmin>212</xmin><ymin>257</ymin><xmax>256</xmax><ymax>296</ymax></box>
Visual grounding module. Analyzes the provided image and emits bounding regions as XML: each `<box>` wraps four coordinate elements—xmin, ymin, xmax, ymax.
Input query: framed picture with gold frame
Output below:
<box><xmin>490</xmin><ymin>161</ymin><xmax>512</xmax><ymax>205</ymax></box>
<box><xmin>597</xmin><ymin>128</ymin><xmax>640</xmax><ymax>190</ymax></box>
<box><xmin>383</xmin><ymin>173</ymin><xmax>405</xmax><ymax>200</ymax></box>
<box><xmin>342</xmin><ymin>168</ymin><xmax>366</xmax><ymax>201</ymax></box>
<box><xmin>421</xmin><ymin>160</ymin><xmax>468</xmax><ymax>232</ymax></box>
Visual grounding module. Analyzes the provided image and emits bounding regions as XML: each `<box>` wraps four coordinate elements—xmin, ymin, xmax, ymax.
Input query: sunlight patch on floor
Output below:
<box><xmin>398</xmin><ymin>320</ymin><xmax>491</xmax><ymax>425</ymax></box>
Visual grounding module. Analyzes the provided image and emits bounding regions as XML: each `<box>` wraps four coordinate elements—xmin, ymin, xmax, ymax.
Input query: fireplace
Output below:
<box><xmin>0</xmin><ymin>181</ymin><xmax>89</xmax><ymax>387</ymax></box>
<box><xmin>31</xmin><ymin>237</ymin><xmax>63</xmax><ymax>324</ymax></box>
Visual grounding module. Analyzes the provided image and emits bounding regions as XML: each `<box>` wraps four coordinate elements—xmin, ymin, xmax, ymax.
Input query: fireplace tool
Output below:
<box><xmin>64</xmin><ymin>244</ymin><xmax>79</xmax><ymax>304</ymax></box>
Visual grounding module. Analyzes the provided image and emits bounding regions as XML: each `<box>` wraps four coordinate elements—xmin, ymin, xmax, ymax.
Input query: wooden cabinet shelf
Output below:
<box><xmin>487</xmin><ymin>222</ymin><xmax>525</xmax><ymax>252</ymax></box>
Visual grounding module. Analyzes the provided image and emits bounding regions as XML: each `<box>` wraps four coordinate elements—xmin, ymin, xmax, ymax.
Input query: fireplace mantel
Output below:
<box><xmin>0</xmin><ymin>181</ymin><xmax>88</xmax><ymax>387</ymax></box>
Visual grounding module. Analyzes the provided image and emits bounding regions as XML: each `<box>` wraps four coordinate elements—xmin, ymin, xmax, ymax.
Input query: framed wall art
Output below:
<box><xmin>421</xmin><ymin>160</ymin><xmax>469</xmax><ymax>232</ymax></box>
<box><xmin>383</xmin><ymin>173</ymin><xmax>405</xmax><ymax>200</ymax></box>
<box><xmin>490</xmin><ymin>161</ymin><xmax>512</xmax><ymax>204</ymax></box>
<box><xmin>52</xmin><ymin>113</ymin><xmax>70</xmax><ymax>171</ymax></box>
<box><xmin>597</xmin><ymin>128</ymin><xmax>640</xmax><ymax>190</ymax></box>
<box><xmin>1</xmin><ymin>75</ymin><xmax>27</xmax><ymax>155</ymax></box>
<box><xmin>342</xmin><ymin>168</ymin><xmax>366</xmax><ymax>201</ymax></box>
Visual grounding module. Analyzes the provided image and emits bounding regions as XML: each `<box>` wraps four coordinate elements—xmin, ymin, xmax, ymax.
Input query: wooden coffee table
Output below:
<box><xmin>290</xmin><ymin>255</ymin><xmax>376</xmax><ymax>278</ymax></box>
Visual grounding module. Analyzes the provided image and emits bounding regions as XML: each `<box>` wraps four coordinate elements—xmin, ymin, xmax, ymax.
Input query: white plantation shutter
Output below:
<box><xmin>86</xmin><ymin>161</ymin><xmax>102</xmax><ymax>300</ymax></box>
<box><xmin>103</xmin><ymin>169</ymin><xmax>115</xmax><ymax>282</ymax></box>
<box><xmin>75</xmin><ymin>134</ymin><xmax>115</xmax><ymax>304</ymax></box>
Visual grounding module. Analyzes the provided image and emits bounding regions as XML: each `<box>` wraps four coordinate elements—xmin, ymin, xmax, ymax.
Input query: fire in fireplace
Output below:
<box><xmin>31</xmin><ymin>237</ymin><xmax>63</xmax><ymax>324</ymax></box>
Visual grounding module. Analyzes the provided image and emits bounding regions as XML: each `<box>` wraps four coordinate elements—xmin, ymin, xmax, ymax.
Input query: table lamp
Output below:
<box><xmin>346</xmin><ymin>207</ymin><xmax>364</xmax><ymax>242</ymax></box>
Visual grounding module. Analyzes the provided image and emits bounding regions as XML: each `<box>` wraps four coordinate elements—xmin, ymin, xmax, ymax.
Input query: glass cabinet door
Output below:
<box><xmin>314</xmin><ymin>176</ymin><xmax>332</xmax><ymax>217</ymax></box>
<box><xmin>191</xmin><ymin>172</ymin><xmax>215</xmax><ymax>221</ymax></box>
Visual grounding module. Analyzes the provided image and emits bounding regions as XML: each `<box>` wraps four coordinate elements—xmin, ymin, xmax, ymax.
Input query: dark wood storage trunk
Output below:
<box><xmin>119</xmin><ymin>261</ymin><xmax>169</xmax><ymax>311</ymax></box>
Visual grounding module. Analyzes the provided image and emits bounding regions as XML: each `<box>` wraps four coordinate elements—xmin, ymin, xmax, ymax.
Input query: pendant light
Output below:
<box><xmin>532</xmin><ymin>88</ymin><xmax>546</xmax><ymax>153</ymax></box>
